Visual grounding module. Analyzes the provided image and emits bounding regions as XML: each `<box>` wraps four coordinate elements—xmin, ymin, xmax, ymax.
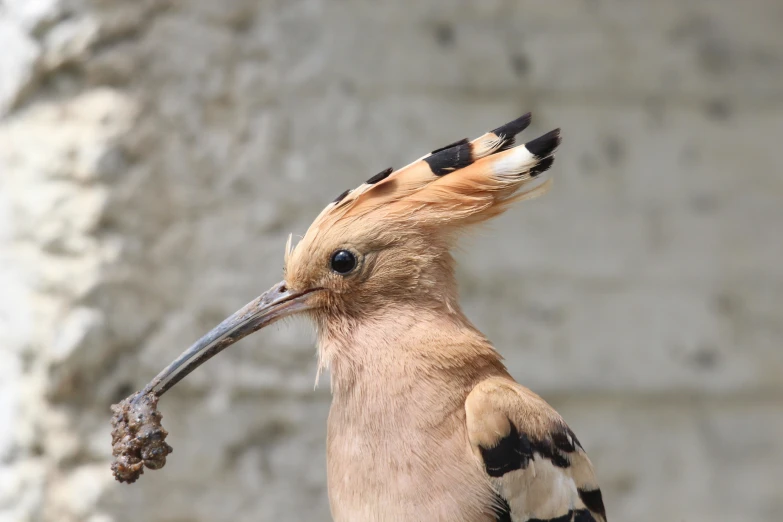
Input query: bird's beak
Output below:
<box><xmin>139</xmin><ymin>281</ymin><xmax>318</xmax><ymax>398</ymax></box>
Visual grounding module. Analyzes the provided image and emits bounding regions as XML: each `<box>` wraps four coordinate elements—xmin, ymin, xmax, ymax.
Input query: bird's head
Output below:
<box><xmin>143</xmin><ymin>114</ymin><xmax>559</xmax><ymax>395</ymax></box>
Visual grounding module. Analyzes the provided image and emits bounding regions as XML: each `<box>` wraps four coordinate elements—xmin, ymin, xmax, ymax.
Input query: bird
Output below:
<box><xmin>143</xmin><ymin>112</ymin><xmax>607</xmax><ymax>521</ymax></box>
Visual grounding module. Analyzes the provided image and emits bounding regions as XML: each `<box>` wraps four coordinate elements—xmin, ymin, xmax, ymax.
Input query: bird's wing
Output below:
<box><xmin>465</xmin><ymin>376</ymin><xmax>607</xmax><ymax>522</ymax></box>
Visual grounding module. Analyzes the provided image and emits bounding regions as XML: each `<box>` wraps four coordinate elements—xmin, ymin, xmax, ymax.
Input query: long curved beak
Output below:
<box><xmin>138</xmin><ymin>281</ymin><xmax>318</xmax><ymax>399</ymax></box>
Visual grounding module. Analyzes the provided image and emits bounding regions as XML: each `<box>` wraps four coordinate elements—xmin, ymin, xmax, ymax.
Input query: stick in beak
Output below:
<box><xmin>111</xmin><ymin>280</ymin><xmax>318</xmax><ymax>484</ymax></box>
<box><xmin>140</xmin><ymin>280</ymin><xmax>318</xmax><ymax>399</ymax></box>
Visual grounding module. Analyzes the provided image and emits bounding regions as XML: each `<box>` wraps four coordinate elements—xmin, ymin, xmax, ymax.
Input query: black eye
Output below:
<box><xmin>330</xmin><ymin>250</ymin><xmax>357</xmax><ymax>274</ymax></box>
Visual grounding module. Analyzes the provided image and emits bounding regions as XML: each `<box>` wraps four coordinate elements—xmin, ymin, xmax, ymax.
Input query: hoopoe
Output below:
<box><xmin>128</xmin><ymin>113</ymin><xmax>606</xmax><ymax>521</ymax></box>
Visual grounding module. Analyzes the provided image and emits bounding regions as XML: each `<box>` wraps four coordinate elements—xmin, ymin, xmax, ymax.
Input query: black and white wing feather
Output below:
<box><xmin>465</xmin><ymin>377</ymin><xmax>607</xmax><ymax>522</ymax></box>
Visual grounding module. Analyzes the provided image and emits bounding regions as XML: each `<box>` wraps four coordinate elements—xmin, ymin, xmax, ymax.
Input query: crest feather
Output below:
<box><xmin>309</xmin><ymin>113</ymin><xmax>559</xmax><ymax>232</ymax></box>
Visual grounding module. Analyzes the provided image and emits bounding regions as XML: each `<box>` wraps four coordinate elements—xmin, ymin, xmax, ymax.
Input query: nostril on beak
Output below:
<box><xmin>279</xmin><ymin>283</ymin><xmax>287</xmax><ymax>292</ymax></box>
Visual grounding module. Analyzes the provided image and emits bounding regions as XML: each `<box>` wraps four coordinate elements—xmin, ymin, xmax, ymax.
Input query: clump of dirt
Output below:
<box><xmin>110</xmin><ymin>391</ymin><xmax>173</xmax><ymax>484</ymax></box>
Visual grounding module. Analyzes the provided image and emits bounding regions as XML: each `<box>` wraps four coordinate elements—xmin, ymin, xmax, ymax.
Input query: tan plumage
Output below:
<box><xmin>287</xmin><ymin>113</ymin><xmax>605</xmax><ymax>521</ymax></box>
<box><xmin>143</xmin><ymin>113</ymin><xmax>606</xmax><ymax>521</ymax></box>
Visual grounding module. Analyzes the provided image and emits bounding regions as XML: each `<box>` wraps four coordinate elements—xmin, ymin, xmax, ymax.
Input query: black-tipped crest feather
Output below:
<box><xmin>529</xmin><ymin>156</ymin><xmax>554</xmax><ymax>177</ymax></box>
<box><xmin>365</xmin><ymin>167</ymin><xmax>393</xmax><ymax>185</ymax></box>
<box><xmin>312</xmin><ymin>113</ymin><xmax>559</xmax><ymax>230</ymax></box>
<box><xmin>333</xmin><ymin>189</ymin><xmax>351</xmax><ymax>204</ymax></box>
<box><xmin>424</xmin><ymin>141</ymin><xmax>474</xmax><ymax>176</ymax></box>
<box><xmin>525</xmin><ymin>129</ymin><xmax>561</xmax><ymax>159</ymax></box>
<box><xmin>491</xmin><ymin>112</ymin><xmax>532</xmax><ymax>150</ymax></box>
<box><xmin>431</xmin><ymin>138</ymin><xmax>469</xmax><ymax>155</ymax></box>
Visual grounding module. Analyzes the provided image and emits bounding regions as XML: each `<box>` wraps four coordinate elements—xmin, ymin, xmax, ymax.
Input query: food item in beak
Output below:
<box><xmin>108</xmin><ymin>281</ymin><xmax>311</xmax><ymax>483</ymax></box>
<box><xmin>110</xmin><ymin>391</ymin><xmax>173</xmax><ymax>483</ymax></box>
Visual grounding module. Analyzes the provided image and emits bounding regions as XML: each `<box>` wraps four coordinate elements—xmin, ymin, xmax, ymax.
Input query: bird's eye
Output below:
<box><xmin>330</xmin><ymin>250</ymin><xmax>357</xmax><ymax>274</ymax></box>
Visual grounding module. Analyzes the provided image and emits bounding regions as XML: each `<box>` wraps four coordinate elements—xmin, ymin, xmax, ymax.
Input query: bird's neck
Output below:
<box><xmin>316</xmin><ymin>302</ymin><xmax>508</xmax><ymax>397</ymax></box>
<box><xmin>320</xmin><ymin>303</ymin><xmax>508</xmax><ymax>522</ymax></box>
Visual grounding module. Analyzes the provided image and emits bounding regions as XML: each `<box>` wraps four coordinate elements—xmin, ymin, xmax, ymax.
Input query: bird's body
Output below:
<box><xmin>320</xmin><ymin>266</ymin><xmax>605</xmax><ymax>522</ymax></box>
<box><xmin>146</xmin><ymin>113</ymin><xmax>606</xmax><ymax>521</ymax></box>
<box><xmin>305</xmin><ymin>114</ymin><xmax>606</xmax><ymax>521</ymax></box>
<box><xmin>324</xmin><ymin>307</ymin><xmax>506</xmax><ymax>521</ymax></box>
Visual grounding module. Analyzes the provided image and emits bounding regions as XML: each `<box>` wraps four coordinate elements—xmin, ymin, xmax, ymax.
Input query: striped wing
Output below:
<box><xmin>465</xmin><ymin>377</ymin><xmax>607</xmax><ymax>522</ymax></box>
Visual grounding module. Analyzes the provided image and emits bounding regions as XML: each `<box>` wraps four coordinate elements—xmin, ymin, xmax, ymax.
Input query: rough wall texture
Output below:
<box><xmin>1</xmin><ymin>0</ymin><xmax>781</xmax><ymax>521</ymax></box>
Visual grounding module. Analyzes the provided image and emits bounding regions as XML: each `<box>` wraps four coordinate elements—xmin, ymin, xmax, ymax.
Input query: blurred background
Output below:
<box><xmin>1</xmin><ymin>0</ymin><xmax>781</xmax><ymax>521</ymax></box>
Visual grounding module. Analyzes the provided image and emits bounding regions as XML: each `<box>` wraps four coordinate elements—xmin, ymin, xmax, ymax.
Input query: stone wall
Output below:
<box><xmin>1</xmin><ymin>1</ymin><xmax>781</xmax><ymax>521</ymax></box>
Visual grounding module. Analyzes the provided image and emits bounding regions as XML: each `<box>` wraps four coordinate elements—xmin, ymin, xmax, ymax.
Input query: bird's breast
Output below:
<box><xmin>325</xmin><ymin>384</ymin><xmax>498</xmax><ymax>522</ymax></box>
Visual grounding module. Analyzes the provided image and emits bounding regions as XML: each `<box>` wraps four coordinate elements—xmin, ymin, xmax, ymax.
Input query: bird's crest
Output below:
<box><xmin>304</xmin><ymin>114</ymin><xmax>559</xmax><ymax>242</ymax></box>
<box><xmin>288</xmin><ymin>114</ymin><xmax>560</xmax><ymax>267</ymax></box>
